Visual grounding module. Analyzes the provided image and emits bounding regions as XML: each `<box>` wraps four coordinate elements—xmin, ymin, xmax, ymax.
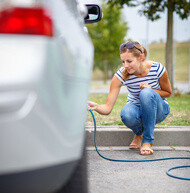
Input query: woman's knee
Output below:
<box><xmin>139</xmin><ymin>88</ymin><xmax>158</xmax><ymax>106</ymax></box>
<box><xmin>139</xmin><ymin>88</ymin><xmax>155</xmax><ymax>99</ymax></box>
<box><xmin>120</xmin><ymin>106</ymin><xmax>139</xmax><ymax>128</ymax></box>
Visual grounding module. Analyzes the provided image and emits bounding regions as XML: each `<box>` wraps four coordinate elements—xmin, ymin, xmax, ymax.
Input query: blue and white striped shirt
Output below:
<box><xmin>115</xmin><ymin>62</ymin><xmax>167</xmax><ymax>106</ymax></box>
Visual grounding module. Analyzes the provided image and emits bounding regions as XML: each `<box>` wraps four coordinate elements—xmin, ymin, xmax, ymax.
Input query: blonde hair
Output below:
<box><xmin>120</xmin><ymin>41</ymin><xmax>147</xmax><ymax>80</ymax></box>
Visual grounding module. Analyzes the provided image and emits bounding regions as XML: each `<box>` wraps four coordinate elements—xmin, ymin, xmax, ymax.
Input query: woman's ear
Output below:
<box><xmin>139</xmin><ymin>54</ymin><xmax>144</xmax><ymax>61</ymax></box>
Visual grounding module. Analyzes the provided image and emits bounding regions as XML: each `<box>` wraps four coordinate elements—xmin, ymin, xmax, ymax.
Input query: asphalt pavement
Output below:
<box><xmin>87</xmin><ymin>149</ymin><xmax>190</xmax><ymax>193</ymax></box>
<box><xmin>86</xmin><ymin>126</ymin><xmax>190</xmax><ymax>193</ymax></box>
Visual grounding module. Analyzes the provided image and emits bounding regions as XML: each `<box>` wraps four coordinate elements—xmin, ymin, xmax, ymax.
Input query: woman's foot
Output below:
<box><xmin>140</xmin><ymin>143</ymin><xmax>153</xmax><ymax>155</ymax></box>
<box><xmin>129</xmin><ymin>135</ymin><xmax>143</xmax><ymax>149</ymax></box>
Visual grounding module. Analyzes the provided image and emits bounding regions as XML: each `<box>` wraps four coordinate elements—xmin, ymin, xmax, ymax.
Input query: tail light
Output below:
<box><xmin>0</xmin><ymin>7</ymin><xmax>53</xmax><ymax>36</ymax></box>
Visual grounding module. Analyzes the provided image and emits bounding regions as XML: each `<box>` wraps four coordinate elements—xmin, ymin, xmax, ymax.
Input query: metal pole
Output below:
<box><xmin>173</xmin><ymin>40</ymin><xmax>176</xmax><ymax>86</ymax></box>
<box><xmin>146</xmin><ymin>18</ymin><xmax>149</xmax><ymax>60</ymax></box>
<box><xmin>189</xmin><ymin>47</ymin><xmax>190</xmax><ymax>91</ymax></box>
<box><xmin>172</xmin><ymin>15</ymin><xmax>176</xmax><ymax>88</ymax></box>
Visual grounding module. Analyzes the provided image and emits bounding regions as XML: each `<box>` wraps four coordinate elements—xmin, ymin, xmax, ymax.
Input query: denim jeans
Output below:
<box><xmin>120</xmin><ymin>88</ymin><xmax>170</xmax><ymax>144</ymax></box>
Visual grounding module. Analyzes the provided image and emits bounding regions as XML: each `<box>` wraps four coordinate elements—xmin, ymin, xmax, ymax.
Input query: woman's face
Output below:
<box><xmin>120</xmin><ymin>52</ymin><xmax>140</xmax><ymax>74</ymax></box>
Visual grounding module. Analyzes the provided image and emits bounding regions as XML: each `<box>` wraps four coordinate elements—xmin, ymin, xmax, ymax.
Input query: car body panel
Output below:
<box><xmin>0</xmin><ymin>0</ymin><xmax>93</xmax><ymax>175</ymax></box>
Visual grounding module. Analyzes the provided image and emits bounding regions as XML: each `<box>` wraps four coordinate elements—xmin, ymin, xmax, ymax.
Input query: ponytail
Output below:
<box><xmin>141</xmin><ymin>45</ymin><xmax>147</xmax><ymax>61</ymax></box>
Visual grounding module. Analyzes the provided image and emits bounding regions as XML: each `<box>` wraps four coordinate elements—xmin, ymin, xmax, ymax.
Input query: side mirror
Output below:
<box><xmin>84</xmin><ymin>4</ymin><xmax>102</xmax><ymax>24</ymax></box>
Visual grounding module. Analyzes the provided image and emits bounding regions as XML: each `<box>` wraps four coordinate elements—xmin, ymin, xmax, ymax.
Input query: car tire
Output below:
<box><xmin>57</xmin><ymin>146</ymin><xmax>88</xmax><ymax>193</ymax></box>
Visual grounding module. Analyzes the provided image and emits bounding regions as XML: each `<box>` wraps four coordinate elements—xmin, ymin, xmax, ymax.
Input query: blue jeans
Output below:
<box><xmin>120</xmin><ymin>88</ymin><xmax>170</xmax><ymax>144</ymax></box>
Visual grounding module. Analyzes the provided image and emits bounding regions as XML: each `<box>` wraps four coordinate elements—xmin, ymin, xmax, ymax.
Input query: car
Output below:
<box><xmin>0</xmin><ymin>0</ymin><xmax>102</xmax><ymax>192</ymax></box>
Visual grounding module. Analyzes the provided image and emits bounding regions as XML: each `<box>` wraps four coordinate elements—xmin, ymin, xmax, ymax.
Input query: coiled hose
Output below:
<box><xmin>89</xmin><ymin>110</ymin><xmax>190</xmax><ymax>180</ymax></box>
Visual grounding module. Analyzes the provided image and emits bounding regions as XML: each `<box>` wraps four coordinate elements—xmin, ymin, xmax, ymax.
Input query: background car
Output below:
<box><xmin>0</xmin><ymin>0</ymin><xmax>102</xmax><ymax>192</ymax></box>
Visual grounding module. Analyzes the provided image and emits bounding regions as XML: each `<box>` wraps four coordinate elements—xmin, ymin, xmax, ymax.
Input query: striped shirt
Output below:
<box><xmin>115</xmin><ymin>62</ymin><xmax>167</xmax><ymax>106</ymax></box>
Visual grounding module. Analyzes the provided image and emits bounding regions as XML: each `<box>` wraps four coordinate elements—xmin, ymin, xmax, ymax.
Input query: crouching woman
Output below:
<box><xmin>88</xmin><ymin>41</ymin><xmax>172</xmax><ymax>155</ymax></box>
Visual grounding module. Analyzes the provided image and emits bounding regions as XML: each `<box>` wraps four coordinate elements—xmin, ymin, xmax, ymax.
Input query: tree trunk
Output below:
<box><xmin>165</xmin><ymin>0</ymin><xmax>174</xmax><ymax>90</ymax></box>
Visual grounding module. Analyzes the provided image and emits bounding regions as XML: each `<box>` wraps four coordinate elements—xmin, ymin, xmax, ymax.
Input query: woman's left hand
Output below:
<box><xmin>139</xmin><ymin>82</ymin><xmax>151</xmax><ymax>90</ymax></box>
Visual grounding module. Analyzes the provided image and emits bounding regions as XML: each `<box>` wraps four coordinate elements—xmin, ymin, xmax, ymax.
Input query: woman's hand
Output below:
<box><xmin>139</xmin><ymin>82</ymin><xmax>151</xmax><ymax>90</ymax></box>
<box><xmin>88</xmin><ymin>101</ymin><xmax>98</xmax><ymax>111</ymax></box>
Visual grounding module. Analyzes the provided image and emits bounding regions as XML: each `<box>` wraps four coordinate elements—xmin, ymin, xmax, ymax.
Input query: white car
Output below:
<box><xmin>0</xmin><ymin>0</ymin><xmax>102</xmax><ymax>192</ymax></box>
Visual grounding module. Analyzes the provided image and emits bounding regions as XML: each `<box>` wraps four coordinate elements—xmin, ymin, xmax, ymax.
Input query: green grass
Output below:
<box><xmin>175</xmin><ymin>42</ymin><xmax>190</xmax><ymax>82</ymax></box>
<box><xmin>87</xmin><ymin>93</ymin><xmax>190</xmax><ymax>127</ymax></box>
<box><xmin>149</xmin><ymin>42</ymin><xmax>190</xmax><ymax>82</ymax></box>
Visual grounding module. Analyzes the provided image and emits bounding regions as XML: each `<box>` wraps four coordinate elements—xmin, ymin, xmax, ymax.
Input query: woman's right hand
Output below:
<box><xmin>87</xmin><ymin>101</ymin><xmax>98</xmax><ymax>111</ymax></box>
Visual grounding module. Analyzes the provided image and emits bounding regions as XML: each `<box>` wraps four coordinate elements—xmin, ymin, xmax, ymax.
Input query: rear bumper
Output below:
<box><xmin>0</xmin><ymin>160</ymin><xmax>77</xmax><ymax>193</ymax></box>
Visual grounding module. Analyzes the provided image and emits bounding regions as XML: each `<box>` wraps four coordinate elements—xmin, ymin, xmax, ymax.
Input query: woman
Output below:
<box><xmin>88</xmin><ymin>41</ymin><xmax>172</xmax><ymax>155</ymax></box>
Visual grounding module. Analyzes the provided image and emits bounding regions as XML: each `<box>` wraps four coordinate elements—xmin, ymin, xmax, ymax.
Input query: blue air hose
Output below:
<box><xmin>89</xmin><ymin>110</ymin><xmax>190</xmax><ymax>180</ymax></box>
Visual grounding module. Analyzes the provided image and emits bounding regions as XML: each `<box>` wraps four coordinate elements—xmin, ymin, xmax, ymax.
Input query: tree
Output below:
<box><xmin>87</xmin><ymin>2</ymin><xmax>128</xmax><ymax>83</ymax></box>
<box><xmin>108</xmin><ymin>0</ymin><xmax>190</xmax><ymax>89</ymax></box>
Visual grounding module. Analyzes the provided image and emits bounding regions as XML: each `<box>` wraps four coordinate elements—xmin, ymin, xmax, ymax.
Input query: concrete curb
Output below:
<box><xmin>86</xmin><ymin>146</ymin><xmax>190</xmax><ymax>151</ymax></box>
<box><xmin>86</xmin><ymin>126</ymin><xmax>190</xmax><ymax>147</ymax></box>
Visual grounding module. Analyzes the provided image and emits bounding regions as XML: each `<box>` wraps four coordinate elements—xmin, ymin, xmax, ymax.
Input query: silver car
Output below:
<box><xmin>0</xmin><ymin>0</ymin><xmax>102</xmax><ymax>192</ymax></box>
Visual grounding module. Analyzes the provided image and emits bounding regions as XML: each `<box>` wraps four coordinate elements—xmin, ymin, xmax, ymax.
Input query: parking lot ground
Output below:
<box><xmin>87</xmin><ymin>149</ymin><xmax>190</xmax><ymax>193</ymax></box>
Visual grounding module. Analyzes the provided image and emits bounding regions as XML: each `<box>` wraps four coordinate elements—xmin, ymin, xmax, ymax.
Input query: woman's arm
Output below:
<box><xmin>155</xmin><ymin>70</ymin><xmax>172</xmax><ymax>97</ymax></box>
<box><xmin>88</xmin><ymin>76</ymin><xmax>123</xmax><ymax>115</ymax></box>
<box><xmin>139</xmin><ymin>70</ymin><xmax>172</xmax><ymax>97</ymax></box>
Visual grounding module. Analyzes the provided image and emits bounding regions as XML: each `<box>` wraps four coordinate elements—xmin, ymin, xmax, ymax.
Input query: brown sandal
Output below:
<box><xmin>129</xmin><ymin>135</ymin><xmax>143</xmax><ymax>149</ymax></box>
<box><xmin>140</xmin><ymin>143</ymin><xmax>153</xmax><ymax>155</ymax></box>
<box><xmin>129</xmin><ymin>144</ymin><xmax>141</xmax><ymax>149</ymax></box>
